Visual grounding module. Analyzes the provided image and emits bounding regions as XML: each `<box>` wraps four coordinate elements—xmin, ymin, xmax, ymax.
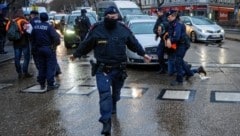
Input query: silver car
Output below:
<box><xmin>180</xmin><ymin>16</ymin><xmax>225</xmax><ymax>43</ymax></box>
<box><xmin>127</xmin><ymin>19</ymin><xmax>160</xmax><ymax>65</ymax></box>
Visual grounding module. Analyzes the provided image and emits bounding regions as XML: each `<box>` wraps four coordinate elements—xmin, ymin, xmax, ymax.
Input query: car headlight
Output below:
<box><xmin>197</xmin><ymin>28</ymin><xmax>206</xmax><ymax>33</ymax></box>
<box><xmin>220</xmin><ymin>29</ymin><xmax>225</xmax><ymax>33</ymax></box>
<box><xmin>65</xmin><ymin>29</ymin><xmax>75</xmax><ymax>34</ymax></box>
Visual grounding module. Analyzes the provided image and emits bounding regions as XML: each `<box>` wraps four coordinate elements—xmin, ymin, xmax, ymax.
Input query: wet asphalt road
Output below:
<box><xmin>0</xmin><ymin>38</ymin><xmax>240</xmax><ymax>136</ymax></box>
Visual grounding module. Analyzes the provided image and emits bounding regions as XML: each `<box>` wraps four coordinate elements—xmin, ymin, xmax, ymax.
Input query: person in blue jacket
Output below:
<box><xmin>30</xmin><ymin>10</ymin><xmax>41</xmax><ymax>70</ymax></box>
<box><xmin>153</xmin><ymin>7</ymin><xmax>168</xmax><ymax>74</ymax></box>
<box><xmin>166</xmin><ymin>10</ymin><xmax>207</xmax><ymax>86</ymax></box>
<box><xmin>31</xmin><ymin>12</ymin><xmax>60</xmax><ymax>91</ymax></box>
<box><xmin>70</xmin><ymin>6</ymin><xmax>152</xmax><ymax>135</ymax></box>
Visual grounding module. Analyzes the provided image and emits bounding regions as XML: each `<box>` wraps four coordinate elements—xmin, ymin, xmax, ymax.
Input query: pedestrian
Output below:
<box><xmin>165</xmin><ymin>10</ymin><xmax>206</xmax><ymax>86</ymax></box>
<box><xmin>59</xmin><ymin>15</ymin><xmax>65</xmax><ymax>34</ymax></box>
<box><xmin>153</xmin><ymin>7</ymin><xmax>168</xmax><ymax>74</ymax></box>
<box><xmin>31</xmin><ymin>12</ymin><xmax>60</xmax><ymax>90</ymax></box>
<box><xmin>69</xmin><ymin>6</ymin><xmax>151</xmax><ymax>135</ymax></box>
<box><xmin>6</xmin><ymin>9</ymin><xmax>33</xmax><ymax>79</ymax></box>
<box><xmin>76</xmin><ymin>9</ymin><xmax>91</xmax><ymax>41</ymax></box>
<box><xmin>0</xmin><ymin>5</ymin><xmax>8</xmax><ymax>54</ymax></box>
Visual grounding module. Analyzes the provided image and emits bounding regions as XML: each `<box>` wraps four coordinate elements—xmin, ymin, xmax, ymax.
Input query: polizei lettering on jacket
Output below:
<box><xmin>34</xmin><ymin>25</ymin><xmax>48</xmax><ymax>30</ymax></box>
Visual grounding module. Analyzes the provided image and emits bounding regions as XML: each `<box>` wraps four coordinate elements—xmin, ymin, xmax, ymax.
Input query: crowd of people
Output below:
<box><xmin>153</xmin><ymin>7</ymin><xmax>207</xmax><ymax>86</ymax></box>
<box><xmin>0</xmin><ymin>5</ymin><xmax>208</xmax><ymax>135</ymax></box>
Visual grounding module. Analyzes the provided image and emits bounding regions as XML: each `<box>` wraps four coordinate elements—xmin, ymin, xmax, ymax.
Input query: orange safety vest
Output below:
<box><xmin>5</xmin><ymin>17</ymin><xmax>29</xmax><ymax>34</ymax></box>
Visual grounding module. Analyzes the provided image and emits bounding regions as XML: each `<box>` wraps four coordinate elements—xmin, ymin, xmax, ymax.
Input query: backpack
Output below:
<box><xmin>6</xmin><ymin>20</ymin><xmax>21</xmax><ymax>41</ymax></box>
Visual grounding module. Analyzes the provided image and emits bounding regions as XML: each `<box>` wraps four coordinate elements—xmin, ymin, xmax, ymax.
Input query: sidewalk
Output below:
<box><xmin>0</xmin><ymin>33</ymin><xmax>239</xmax><ymax>64</ymax></box>
<box><xmin>0</xmin><ymin>41</ymin><xmax>14</xmax><ymax>64</ymax></box>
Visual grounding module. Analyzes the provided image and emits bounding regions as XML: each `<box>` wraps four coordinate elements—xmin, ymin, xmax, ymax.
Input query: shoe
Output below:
<box><xmin>47</xmin><ymin>83</ymin><xmax>60</xmax><ymax>91</ymax></box>
<box><xmin>188</xmin><ymin>64</ymin><xmax>192</xmax><ymax>69</ymax></box>
<box><xmin>82</xmin><ymin>55</ymin><xmax>89</xmax><ymax>58</ymax></box>
<box><xmin>197</xmin><ymin>66</ymin><xmax>207</xmax><ymax>76</ymax></box>
<box><xmin>112</xmin><ymin>102</ymin><xmax>117</xmax><ymax>114</ymax></box>
<box><xmin>170</xmin><ymin>81</ymin><xmax>183</xmax><ymax>86</ymax></box>
<box><xmin>156</xmin><ymin>68</ymin><xmax>166</xmax><ymax>74</ymax></box>
<box><xmin>18</xmin><ymin>73</ymin><xmax>23</xmax><ymax>79</ymax></box>
<box><xmin>0</xmin><ymin>51</ymin><xmax>7</xmax><ymax>54</ymax></box>
<box><xmin>24</xmin><ymin>73</ymin><xmax>33</xmax><ymax>78</ymax></box>
<box><xmin>185</xmin><ymin>75</ymin><xmax>193</xmax><ymax>81</ymax></box>
<box><xmin>55</xmin><ymin>71</ymin><xmax>62</xmax><ymax>77</ymax></box>
<box><xmin>101</xmin><ymin>119</ymin><xmax>111</xmax><ymax>135</ymax></box>
<box><xmin>40</xmin><ymin>84</ymin><xmax>45</xmax><ymax>90</ymax></box>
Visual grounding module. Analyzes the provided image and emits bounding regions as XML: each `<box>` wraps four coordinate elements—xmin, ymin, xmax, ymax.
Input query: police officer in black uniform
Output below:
<box><xmin>31</xmin><ymin>13</ymin><xmax>60</xmax><ymax>90</ymax></box>
<box><xmin>166</xmin><ymin>10</ymin><xmax>207</xmax><ymax>85</ymax></box>
<box><xmin>76</xmin><ymin>9</ymin><xmax>91</xmax><ymax>41</ymax></box>
<box><xmin>153</xmin><ymin>7</ymin><xmax>168</xmax><ymax>74</ymax></box>
<box><xmin>30</xmin><ymin>10</ymin><xmax>41</xmax><ymax>70</ymax></box>
<box><xmin>0</xmin><ymin>5</ymin><xmax>8</xmax><ymax>54</ymax></box>
<box><xmin>70</xmin><ymin>6</ymin><xmax>151</xmax><ymax>135</ymax></box>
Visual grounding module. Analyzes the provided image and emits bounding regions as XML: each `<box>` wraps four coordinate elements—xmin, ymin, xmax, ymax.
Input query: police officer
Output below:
<box><xmin>76</xmin><ymin>9</ymin><xmax>91</xmax><ymax>41</ymax></box>
<box><xmin>153</xmin><ymin>7</ymin><xmax>168</xmax><ymax>74</ymax></box>
<box><xmin>31</xmin><ymin>12</ymin><xmax>60</xmax><ymax>90</ymax></box>
<box><xmin>30</xmin><ymin>10</ymin><xmax>62</xmax><ymax>77</ymax></box>
<box><xmin>30</xmin><ymin>10</ymin><xmax>41</xmax><ymax>70</ymax></box>
<box><xmin>166</xmin><ymin>10</ymin><xmax>206</xmax><ymax>85</ymax></box>
<box><xmin>0</xmin><ymin>5</ymin><xmax>8</xmax><ymax>54</ymax></box>
<box><xmin>70</xmin><ymin>6</ymin><xmax>151</xmax><ymax>135</ymax></box>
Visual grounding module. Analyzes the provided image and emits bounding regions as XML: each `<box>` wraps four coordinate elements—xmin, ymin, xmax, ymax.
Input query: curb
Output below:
<box><xmin>225</xmin><ymin>36</ymin><xmax>240</xmax><ymax>42</ymax></box>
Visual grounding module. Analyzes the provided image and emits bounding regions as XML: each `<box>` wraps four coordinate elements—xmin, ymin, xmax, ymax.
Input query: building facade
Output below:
<box><xmin>139</xmin><ymin>0</ymin><xmax>239</xmax><ymax>23</ymax></box>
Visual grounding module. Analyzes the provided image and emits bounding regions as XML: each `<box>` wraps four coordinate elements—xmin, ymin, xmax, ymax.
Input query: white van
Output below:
<box><xmin>97</xmin><ymin>0</ymin><xmax>143</xmax><ymax>21</ymax></box>
<box><xmin>22</xmin><ymin>6</ymin><xmax>47</xmax><ymax>15</ymax></box>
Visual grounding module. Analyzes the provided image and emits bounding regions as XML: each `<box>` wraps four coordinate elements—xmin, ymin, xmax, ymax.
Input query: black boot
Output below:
<box><xmin>112</xmin><ymin>102</ymin><xmax>117</xmax><ymax>114</ymax></box>
<box><xmin>101</xmin><ymin>119</ymin><xmax>111</xmax><ymax>135</ymax></box>
<box><xmin>197</xmin><ymin>66</ymin><xmax>207</xmax><ymax>76</ymax></box>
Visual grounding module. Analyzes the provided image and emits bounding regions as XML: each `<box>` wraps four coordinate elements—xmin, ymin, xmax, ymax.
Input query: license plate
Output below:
<box><xmin>212</xmin><ymin>35</ymin><xmax>219</xmax><ymax>38</ymax></box>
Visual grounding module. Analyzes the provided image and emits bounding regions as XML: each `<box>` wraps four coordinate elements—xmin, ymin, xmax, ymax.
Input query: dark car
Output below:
<box><xmin>63</xmin><ymin>13</ymin><xmax>97</xmax><ymax>48</ymax></box>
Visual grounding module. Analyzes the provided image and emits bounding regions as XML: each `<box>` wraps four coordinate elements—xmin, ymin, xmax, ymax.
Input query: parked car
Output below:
<box><xmin>126</xmin><ymin>19</ymin><xmax>160</xmax><ymax>65</ymax></box>
<box><xmin>180</xmin><ymin>16</ymin><xmax>225</xmax><ymax>43</ymax></box>
<box><xmin>63</xmin><ymin>13</ymin><xmax>97</xmax><ymax>48</ymax></box>
<box><xmin>123</xmin><ymin>14</ymin><xmax>157</xmax><ymax>24</ymax></box>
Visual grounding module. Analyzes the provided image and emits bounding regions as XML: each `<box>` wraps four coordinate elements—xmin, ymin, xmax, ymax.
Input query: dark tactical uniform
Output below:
<box><xmin>72</xmin><ymin>7</ymin><xmax>148</xmax><ymax>135</ymax></box>
<box><xmin>0</xmin><ymin>14</ymin><xmax>8</xmax><ymax>54</ymax></box>
<box><xmin>31</xmin><ymin>13</ymin><xmax>60</xmax><ymax>90</ymax></box>
<box><xmin>167</xmin><ymin>10</ymin><xmax>195</xmax><ymax>85</ymax></box>
<box><xmin>153</xmin><ymin>7</ymin><xmax>168</xmax><ymax>73</ymax></box>
<box><xmin>30</xmin><ymin>10</ymin><xmax>41</xmax><ymax>70</ymax></box>
<box><xmin>76</xmin><ymin>9</ymin><xmax>91</xmax><ymax>41</ymax></box>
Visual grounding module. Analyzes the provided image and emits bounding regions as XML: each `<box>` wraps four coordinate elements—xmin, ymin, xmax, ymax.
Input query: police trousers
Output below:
<box><xmin>37</xmin><ymin>46</ymin><xmax>57</xmax><ymax>86</ymax></box>
<box><xmin>96</xmin><ymin>68</ymin><xmax>125</xmax><ymax>123</ymax></box>
<box><xmin>175</xmin><ymin>45</ymin><xmax>188</xmax><ymax>82</ymax></box>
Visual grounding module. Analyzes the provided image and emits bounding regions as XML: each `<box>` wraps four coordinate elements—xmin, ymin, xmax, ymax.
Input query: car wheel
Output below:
<box><xmin>216</xmin><ymin>40</ymin><xmax>222</xmax><ymax>43</ymax></box>
<box><xmin>190</xmin><ymin>31</ymin><xmax>197</xmax><ymax>43</ymax></box>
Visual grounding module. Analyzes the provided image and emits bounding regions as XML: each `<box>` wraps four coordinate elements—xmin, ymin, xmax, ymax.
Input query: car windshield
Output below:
<box><xmin>54</xmin><ymin>15</ymin><xmax>66</xmax><ymax>20</ymax></box>
<box><xmin>191</xmin><ymin>17</ymin><xmax>215</xmax><ymax>25</ymax></box>
<box><xmin>120</xmin><ymin>8</ymin><xmax>143</xmax><ymax>16</ymax></box>
<box><xmin>129</xmin><ymin>22</ymin><xmax>155</xmax><ymax>34</ymax></box>
<box><xmin>68</xmin><ymin>15</ymin><xmax>96</xmax><ymax>25</ymax></box>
